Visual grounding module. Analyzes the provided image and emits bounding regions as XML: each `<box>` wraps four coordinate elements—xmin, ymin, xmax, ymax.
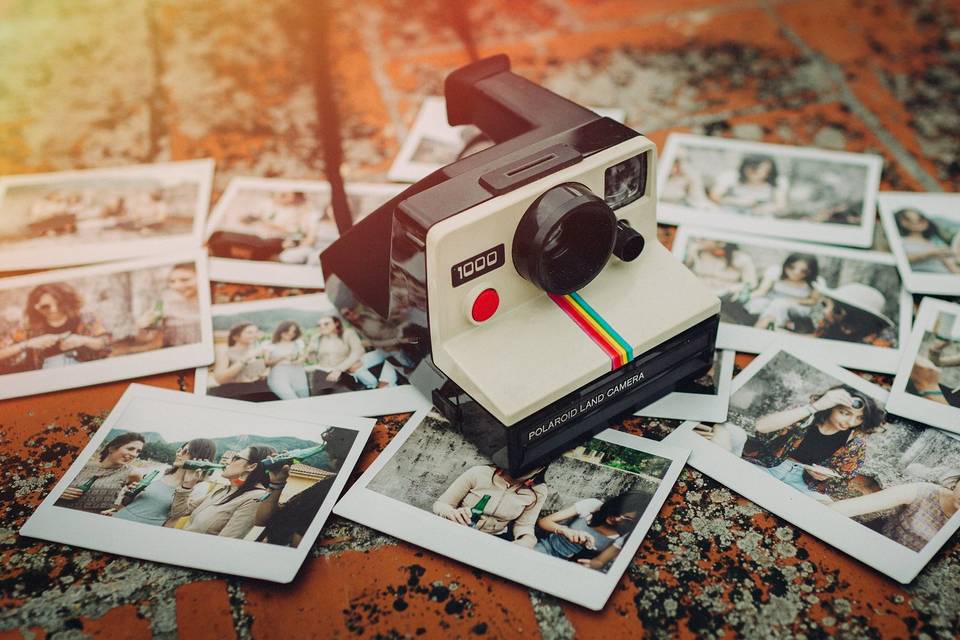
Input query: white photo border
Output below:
<box><xmin>663</xmin><ymin>343</ymin><xmax>960</xmax><ymax>583</ymax></box>
<box><xmin>672</xmin><ymin>226</ymin><xmax>911</xmax><ymax>373</ymax></box>
<box><xmin>0</xmin><ymin>250</ymin><xmax>214</xmax><ymax>401</ymax></box>
<box><xmin>877</xmin><ymin>192</ymin><xmax>960</xmax><ymax>296</ymax></box>
<box><xmin>635</xmin><ymin>349</ymin><xmax>735</xmax><ymax>423</ymax></box>
<box><xmin>887</xmin><ymin>296</ymin><xmax>960</xmax><ymax>435</ymax></box>
<box><xmin>0</xmin><ymin>159</ymin><xmax>214</xmax><ymax>270</ymax></box>
<box><xmin>194</xmin><ymin>293</ymin><xmax>427</xmax><ymax>414</ymax></box>
<box><xmin>658</xmin><ymin>134</ymin><xmax>882</xmax><ymax>248</ymax></box>
<box><xmin>20</xmin><ymin>384</ymin><xmax>375</xmax><ymax>583</ymax></box>
<box><xmin>333</xmin><ymin>409</ymin><xmax>689</xmax><ymax>610</ymax></box>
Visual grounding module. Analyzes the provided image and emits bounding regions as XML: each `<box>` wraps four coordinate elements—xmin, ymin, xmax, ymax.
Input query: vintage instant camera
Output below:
<box><xmin>322</xmin><ymin>55</ymin><xmax>720</xmax><ymax>473</ymax></box>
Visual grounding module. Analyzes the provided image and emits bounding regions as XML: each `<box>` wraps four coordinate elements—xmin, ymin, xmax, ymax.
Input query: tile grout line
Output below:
<box><xmin>762</xmin><ymin>2</ymin><xmax>944</xmax><ymax>192</ymax></box>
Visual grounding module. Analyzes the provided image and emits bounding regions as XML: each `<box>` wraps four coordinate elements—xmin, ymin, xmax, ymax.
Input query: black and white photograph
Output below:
<box><xmin>0</xmin><ymin>251</ymin><xmax>213</xmax><ymax>400</ymax></box>
<box><xmin>194</xmin><ymin>294</ymin><xmax>423</xmax><ymax>414</ymax></box>
<box><xmin>658</xmin><ymin>134</ymin><xmax>882</xmax><ymax>247</ymax></box>
<box><xmin>0</xmin><ymin>159</ymin><xmax>213</xmax><ymax>270</ymax></box>
<box><xmin>878</xmin><ymin>192</ymin><xmax>960</xmax><ymax>296</ymax></box>
<box><xmin>205</xmin><ymin>177</ymin><xmax>403</xmax><ymax>288</ymax></box>
<box><xmin>20</xmin><ymin>385</ymin><xmax>374</xmax><ymax>582</ymax></box>
<box><xmin>635</xmin><ymin>349</ymin><xmax>735</xmax><ymax>423</ymax></box>
<box><xmin>387</xmin><ymin>96</ymin><xmax>626</xmax><ymax>183</ymax></box>
<box><xmin>887</xmin><ymin>297</ymin><xmax>960</xmax><ymax>434</ymax></box>
<box><xmin>664</xmin><ymin>345</ymin><xmax>960</xmax><ymax>583</ymax></box>
<box><xmin>672</xmin><ymin>227</ymin><xmax>910</xmax><ymax>373</ymax></box>
<box><xmin>333</xmin><ymin>408</ymin><xmax>688</xmax><ymax>610</ymax></box>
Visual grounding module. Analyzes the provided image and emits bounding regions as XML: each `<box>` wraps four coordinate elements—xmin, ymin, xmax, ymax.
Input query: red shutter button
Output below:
<box><xmin>471</xmin><ymin>288</ymin><xmax>499</xmax><ymax>322</ymax></box>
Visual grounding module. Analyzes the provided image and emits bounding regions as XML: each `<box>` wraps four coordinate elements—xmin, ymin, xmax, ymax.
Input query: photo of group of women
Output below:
<box><xmin>0</xmin><ymin>253</ymin><xmax>212</xmax><ymax>400</ymax></box>
<box><xmin>658</xmin><ymin>134</ymin><xmax>882</xmax><ymax>247</ymax></box>
<box><xmin>666</xmin><ymin>346</ymin><xmax>960</xmax><ymax>582</ymax></box>
<box><xmin>53</xmin><ymin>423</ymin><xmax>355</xmax><ymax>547</ymax></box>
<box><xmin>888</xmin><ymin>298</ymin><xmax>960</xmax><ymax>434</ymax></box>
<box><xmin>0</xmin><ymin>160</ymin><xmax>213</xmax><ymax>270</ymax></box>
<box><xmin>673</xmin><ymin>227</ymin><xmax>908</xmax><ymax>373</ymax></box>
<box><xmin>335</xmin><ymin>409</ymin><xmax>686</xmax><ymax>609</ymax></box>
<box><xmin>21</xmin><ymin>385</ymin><xmax>374</xmax><ymax>582</ymax></box>
<box><xmin>879</xmin><ymin>193</ymin><xmax>960</xmax><ymax>296</ymax></box>
<box><xmin>205</xmin><ymin>177</ymin><xmax>403</xmax><ymax>288</ymax></box>
<box><xmin>196</xmin><ymin>294</ymin><xmax>411</xmax><ymax>403</ymax></box>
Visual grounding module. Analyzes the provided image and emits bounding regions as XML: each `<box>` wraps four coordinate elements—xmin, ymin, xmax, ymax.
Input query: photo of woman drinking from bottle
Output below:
<box><xmin>55</xmin><ymin>432</ymin><xmax>146</xmax><ymax>513</ymax></box>
<box><xmin>169</xmin><ymin>445</ymin><xmax>276</xmax><ymax>539</ymax></box>
<box><xmin>109</xmin><ymin>438</ymin><xmax>218</xmax><ymax>526</ymax></box>
<box><xmin>432</xmin><ymin>464</ymin><xmax>550</xmax><ymax>547</ymax></box>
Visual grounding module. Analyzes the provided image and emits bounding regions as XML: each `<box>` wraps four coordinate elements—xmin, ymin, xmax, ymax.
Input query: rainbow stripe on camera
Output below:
<box><xmin>548</xmin><ymin>291</ymin><xmax>634</xmax><ymax>370</ymax></box>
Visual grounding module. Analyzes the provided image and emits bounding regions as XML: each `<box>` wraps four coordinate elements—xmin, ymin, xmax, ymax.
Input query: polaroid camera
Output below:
<box><xmin>322</xmin><ymin>55</ymin><xmax>720</xmax><ymax>473</ymax></box>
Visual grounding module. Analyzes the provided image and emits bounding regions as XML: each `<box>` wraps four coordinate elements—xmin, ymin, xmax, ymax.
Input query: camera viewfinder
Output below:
<box><xmin>604</xmin><ymin>153</ymin><xmax>648</xmax><ymax>209</ymax></box>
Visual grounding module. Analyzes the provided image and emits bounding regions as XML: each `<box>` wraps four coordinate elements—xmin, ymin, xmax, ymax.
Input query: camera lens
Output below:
<box><xmin>513</xmin><ymin>182</ymin><xmax>617</xmax><ymax>295</ymax></box>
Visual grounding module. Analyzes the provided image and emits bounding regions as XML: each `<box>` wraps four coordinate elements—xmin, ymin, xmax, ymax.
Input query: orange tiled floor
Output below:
<box><xmin>2</xmin><ymin>1</ymin><xmax>959</xmax><ymax>638</ymax></box>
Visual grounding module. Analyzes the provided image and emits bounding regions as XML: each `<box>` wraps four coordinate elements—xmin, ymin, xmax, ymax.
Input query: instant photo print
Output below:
<box><xmin>878</xmin><ymin>192</ymin><xmax>960</xmax><ymax>296</ymax></box>
<box><xmin>334</xmin><ymin>408</ymin><xmax>689</xmax><ymax>610</ymax></box>
<box><xmin>665</xmin><ymin>345</ymin><xmax>960</xmax><ymax>583</ymax></box>
<box><xmin>20</xmin><ymin>384</ymin><xmax>375</xmax><ymax>583</ymax></box>
<box><xmin>193</xmin><ymin>293</ymin><xmax>430</xmax><ymax>415</ymax></box>
<box><xmin>887</xmin><ymin>297</ymin><xmax>960</xmax><ymax>434</ymax></box>
<box><xmin>672</xmin><ymin>226</ymin><xmax>911</xmax><ymax>374</ymax></box>
<box><xmin>634</xmin><ymin>349</ymin><xmax>735</xmax><ymax>423</ymax></box>
<box><xmin>321</xmin><ymin>55</ymin><xmax>720</xmax><ymax>474</ymax></box>
<box><xmin>658</xmin><ymin>134</ymin><xmax>882</xmax><ymax>248</ymax></box>
<box><xmin>0</xmin><ymin>250</ymin><xmax>213</xmax><ymax>400</ymax></box>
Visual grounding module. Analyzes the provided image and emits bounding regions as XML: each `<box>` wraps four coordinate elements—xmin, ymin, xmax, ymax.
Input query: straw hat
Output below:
<box><xmin>813</xmin><ymin>282</ymin><xmax>894</xmax><ymax>327</ymax></box>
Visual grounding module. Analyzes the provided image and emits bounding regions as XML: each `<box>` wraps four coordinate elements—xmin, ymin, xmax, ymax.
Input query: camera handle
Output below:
<box><xmin>445</xmin><ymin>54</ymin><xmax>599</xmax><ymax>145</ymax></box>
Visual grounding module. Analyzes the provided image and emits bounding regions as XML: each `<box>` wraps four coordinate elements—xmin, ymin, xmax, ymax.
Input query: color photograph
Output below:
<box><xmin>665</xmin><ymin>346</ymin><xmax>960</xmax><ymax>583</ymax></box>
<box><xmin>887</xmin><ymin>297</ymin><xmax>960</xmax><ymax>434</ymax></box>
<box><xmin>659</xmin><ymin>134</ymin><xmax>882</xmax><ymax>247</ymax></box>
<box><xmin>334</xmin><ymin>408</ymin><xmax>688</xmax><ymax>610</ymax></box>
<box><xmin>672</xmin><ymin>227</ymin><xmax>910</xmax><ymax>373</ymax></box>
<box><xmin>635</xmin><ymin>349</ymin><xmax>735</xmax><ymax>423</ymax></box>
<box><xmin>0</xmin><ymin>159</ymin><xmax>213</xmax><ymax>270</ymax></box>
<box><xmin>20</xmin><ymin>385</ymin><xmax>374</xmax><ymax>582</ymax></box>
<box><xmin>878</xmin><ymin>192</ymin><xmax>960</xmax><ymax>296</ymax></box>
<box><xmin>0</xmin><ymin>252</ymin><xmax>212</xmax><ymax>400</ymax></box>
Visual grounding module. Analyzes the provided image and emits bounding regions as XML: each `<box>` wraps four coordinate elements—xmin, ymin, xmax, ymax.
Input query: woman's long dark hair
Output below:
<box><xmin>99</xmin><ymin>432</ymin><xmax>146</xmax><ymax>461</ymax></box>
<box><xmin>217</xmin><ymin>444</ymin><xmax>276</xmax><ymax>505</ymax></box>
<box><xmin>808</xmin><ymin>385</ymin><xmax>884</xmax><ymax>434</ymax></box>
<box><xmin>25</xmin><ymin>283</ymin><xmax>84</xmax><ymax>335</ymax></box>
<box><xmin>165</xmin><ymin>438</ymin><xmax>217</xmax><ymax>475</ymax></box>
<box><xmin>227</xmin><ymin>322</ymin><xmax>255</xmax><ymax>347</ymax></box>
<box><xmin>894</xmin><ymin>208</ymin><xmax>949</xmax><ymax>243</ymax></box>
<box><xmin>263</xmin><ymin>476</ymin><xmax>336</xmax><ymax>546</ymax></box>
<box><xmin>781</xmin><ymin>253</ymin><xmax>819</xmax><ymax>285</ymax></box>
<box><xmin>590</xmin><ymin>491</ymin><xmax>651</xmax><ymax>534</ymax></box>
<box><xmin>272</xmin><ymin>321</ymin><xmax>301</xmax><ymax>343</ymax></box>
<box><xmin>819</xmin><ymin>302</ymin><xmax>888</xmax><ymax>342</ymax></box>
<box><xmin>738</xmin><ymin>154</ymin><xmax>778</xmax><ymax>186</ymax></box>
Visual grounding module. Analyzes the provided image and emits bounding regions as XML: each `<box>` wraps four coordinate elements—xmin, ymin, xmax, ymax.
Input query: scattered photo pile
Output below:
<box><xmin>335</xmin><ymin>409</ymin><xmax>688</xmax><ymax>610</ymax></box>
<box><xmin>20</xmin><ymin>385</ymin><xmax>374</xmax><ymax>582</ymax></box>
<box><xmin>665</xmin><ymin>346</ymin><xmax>960</xmax><ymax>583</ymax></box>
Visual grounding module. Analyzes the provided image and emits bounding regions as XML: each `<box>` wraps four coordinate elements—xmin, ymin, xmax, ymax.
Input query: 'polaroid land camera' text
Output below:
<box><xmin>321</xmin><ymin>55</ymin><xmax>720</xmax><ymax>473</ymax></box>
